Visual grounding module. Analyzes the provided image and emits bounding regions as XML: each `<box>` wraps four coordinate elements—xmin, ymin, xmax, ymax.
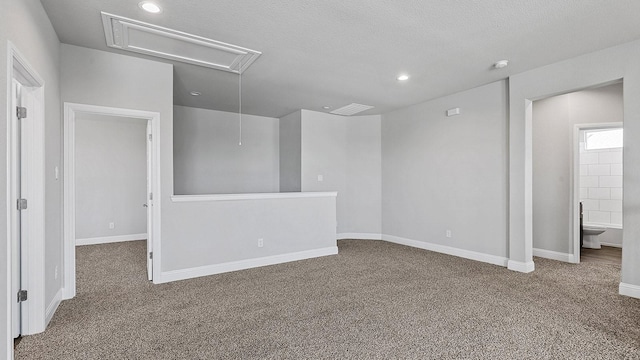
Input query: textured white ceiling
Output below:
<box><xmin>40</xmin><ymin>0</ymin><xmax>640</xmax><ymax>118</ymax></box>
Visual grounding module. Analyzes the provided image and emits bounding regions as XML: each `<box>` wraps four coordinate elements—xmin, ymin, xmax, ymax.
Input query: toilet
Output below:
<box><xmin>582</xmin><ymin>225</ymin><xmax>607</xmax><ymax>249</ymax></box>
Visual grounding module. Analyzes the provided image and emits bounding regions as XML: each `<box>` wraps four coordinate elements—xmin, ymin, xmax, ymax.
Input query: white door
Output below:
<box><xmin>11</xmin><ymin>80</ymin><xmax>22</xmax><ymax>338</ymax></box>
<box><xmin>146</xmin><ymin>121</ymin><xmax>153</xmax><ymax>281</ymax></box>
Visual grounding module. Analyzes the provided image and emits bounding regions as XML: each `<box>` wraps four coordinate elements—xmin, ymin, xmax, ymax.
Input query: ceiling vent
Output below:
<box><xmin>330</xmin><ymin>103</ymin><xmax>374</xmax><ymax>116</ymax></box>
<box><xmin>101</xmin><ymin>12</ymin><xmax>261</xmax><ymax>74</ymax></box>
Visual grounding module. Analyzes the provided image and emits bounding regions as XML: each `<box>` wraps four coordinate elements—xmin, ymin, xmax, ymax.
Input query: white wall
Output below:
<box><xmin>75</xmin><ymin>114</ymin><xmax>147</xmax><ymax>240</ymax></box>
<box><xmin>301</xmin><ymin>110</ymin><xmax>382</xmax><ymax>237</ymax></box>
<box><xmin>532</xmin><ymin>83</ymin><xmax>623</xmax><ymax>254</ymax></box>
<box><xmin>174</xmin><ymin>106</ymin><xmax>279</xmax><ymax>195</ymax></box>
<box><xmin>382</xmin><ymin>80</ymin><xmax>509</xmax><ymax>258</ymax></box>
<box><xmin>60</xmin><ymin>44</ymin><xmax>174</xmax><ymax>267</ymax></box>
<box><xmin>61</xmin><ymin>45</ymin><xmax>336</xmax><ymax>284</ymax></box>
<box><xmin>163</xmin><ymin>194</ymin><xmax>337</xmax><ymax>273</ymax></box>
<box><xmin>279</xmin><ymin>110</ymin><xmax>302</xmax><ymax>192</ymax></box>
<box><xmin>1</xmin><ymin>0</ymin><xmax>61</xmax><ymax>353</ymax></box>
<box><xmin>509</xmin><ymin>39</ymin><xmax>640</xmax><ymax>293</ymax></box>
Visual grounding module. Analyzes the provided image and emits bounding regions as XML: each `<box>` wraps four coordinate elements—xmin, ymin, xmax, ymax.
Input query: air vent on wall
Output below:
<box><xmin>101</xmin><ymin>12</ymin><xmax>261</xmax><ymax>74</ymax></box>
<box><xmin>330</xmin><ymin>103</ymin><xmax>374</xmax><ymax>116</ymax></box>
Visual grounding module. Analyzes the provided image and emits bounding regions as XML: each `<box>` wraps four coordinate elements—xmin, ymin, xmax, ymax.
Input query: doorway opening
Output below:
<box><xmin>574</xmin><ymin>124</ymin><xmax>623</xmax><ymax>264</ymax></box>
<box><xmin>63</xmin><ymin>103</ymin><xmax>161</xmax><ymax>300</ymax></box>
<box><xmin>531</xmin><ymin>81</ymin><xmax>623</xmax><ymax>265</ymax></box>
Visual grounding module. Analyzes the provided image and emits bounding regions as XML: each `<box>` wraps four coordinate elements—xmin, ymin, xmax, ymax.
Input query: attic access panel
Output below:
<box><xmin>101</xmin><ymin>12</ymin><xmax>261</xmax><ymax>74</ymax></box>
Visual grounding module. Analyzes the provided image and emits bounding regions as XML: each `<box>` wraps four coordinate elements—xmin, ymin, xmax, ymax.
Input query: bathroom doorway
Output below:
<box><xmin>573</xmin><ymin>124</ymin><xmax>623</xmax><ymax>262</ymax></box>
<box><xmin>532</xmin><ymin>82</ymin><xmax>623</xmax><ymax>264</ymax></box>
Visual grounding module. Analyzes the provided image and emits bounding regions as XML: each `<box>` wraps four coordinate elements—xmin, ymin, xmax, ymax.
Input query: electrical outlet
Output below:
<box><xmin>258</xmin><ymin>238</ymin><xmax>264</xmax><ymax>248</ymax></box>
<box><xmin>446</xmin><ymin>230</ymin><xmax>452</xmax><ymax>238</ymax></box>
<box><xmin>317</xmin><ymin>175</ymin><xmax>323</xmax><ymax>182</ymax></box>
<box><xmin>109</xmin><ymin>222</ymin><xmax>115</xmax><ymax>229</ymax></box>
<box><xmin>55</xmin><ymin>266</ymin><xmax>58</xmax><ymax>279</ymax></box>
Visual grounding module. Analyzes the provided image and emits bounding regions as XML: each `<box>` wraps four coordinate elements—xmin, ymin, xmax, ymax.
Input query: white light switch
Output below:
<box><xmin>317</xmin><ymin>175</ymin><xmax>324</xmax><ymax>182</ymax></box>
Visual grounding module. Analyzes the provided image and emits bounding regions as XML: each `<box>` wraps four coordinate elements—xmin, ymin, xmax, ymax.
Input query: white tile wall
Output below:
<box><xmin>588</xmin><ymin>188</ymin><xmax>610</xmax><ymax>200</ymax></box>
<box><xmin>611</xmin><ymin>163</ymin><xmax>623</xmax><ymax>176</ymax></box>
<box><xmin>582</xmin><ymin>199</ymin><xmax>599</xmax><ymax>211</ymax></box>
<box><xmin>579</xmin><ymin>140</ymin><xmax>623</xmax><ymax>227</ymax></box>
<box><xmin>580</xmin><ymin>176</ymin><xmax>599</xmax><ymax>188</ymax></box>
<box><xmin>598</xmin><ymin>151</ymin><xmax>622</xmax><ymax>164</ymax></box>
<box><xmin>600</xmin><ymin>199</ymin><xmax>622</xmax><ymax>212</ymax></box>
<box><xmin>589</xmin><ymin>211</ymin><xmax>611</xmax><ymax>224</ymax></box>
<box><xmin>611</xmin><ymin>188</ymin><xmax>623</xmax><ymax>200</ymax></box>
<box><xmin>588</xmin><ymin>164</ymin><xmax>610</xmax><ymax>176</ymax></box>
<box><xmin>611</xmin><ymin>212</ymin><xmax>623</xmax><ymax>226</ymax></box>
<box><xmin>580</xmin><ymin>152</ymin><xmax>599</xmax><ymax>165</ymax></box>
<box><xmin>599</xmin><ymin>176</ymin><xmax>622</xmax><ymax>188</ymax></box>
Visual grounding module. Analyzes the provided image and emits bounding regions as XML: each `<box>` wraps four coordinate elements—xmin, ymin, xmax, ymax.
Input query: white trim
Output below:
<box><xmin>7</xmin><ymin>42</ymin><xmax>48</xmax><ymax>340</ymax></box>
<box><xmin>5</xmin><ymin>41</ymin><xmax>14</xmax><ymax>360</ymax></box>
<box><xmin>76</xmin><ymin>234</ymin><xmax>147</xmax><ymax>246</ymax></box>
<box><xmin>619</xmin><ymin>282</ymin><xmax>640</xmax><ymax>299</ymax></box>
<box><xmin>381</xmin><ymin>234</ymin><xmax>509</xmax><ymax>267</ymax></box>
<box><xmin>337</xmin><ymin>233</ymin><xmax>382</xmax><ymax>240</ymax></box>
<box><xmin>533</xmin><ymin>248</ymin><xmax>576</xmax><ymax>263</ymax></box>
<box><xmin>101</xmin><ymin>12</ymin><xmax>261</xmax><ymax>74</ymax></box>
<box><xmin>45</xmin><ymin>288</ymin><xmax>62</xmax><ymax>326</ymax></box>
<box><xmin>64</xmin><ymin>103</ymin><xmax>161</xmax><ymax>298</ymax></box>
<box><xmin>600</xmin><ymin>242</ymin><xmax>623</xmax><ymax>248</ymax></box>
<box><xmin>156</xmin><ymin>246</ymin><xmax>338</xmax><ymax>284</ymax></box>
<box><xmin>171</xmin><ymin>192</ymin><xmax>337</xmax><ymax>202</ymax></box>
<box><xmin>507</xmin><ymin>260</ymin><xmax>536</xmax><ymax>273</ymax></box>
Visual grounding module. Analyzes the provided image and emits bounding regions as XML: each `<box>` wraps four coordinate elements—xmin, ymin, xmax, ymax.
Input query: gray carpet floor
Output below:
<box><xmin>15</xmin><ymin>240</ymin><xmax>640</xmax><ymax>359</ymax></box>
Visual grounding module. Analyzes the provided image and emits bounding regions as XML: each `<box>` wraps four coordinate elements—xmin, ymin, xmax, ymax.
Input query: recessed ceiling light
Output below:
<box><xmin>323</xmin><ymin>106</ymin><xmax>331</xmax><ymax>110</ymax></box>
<box><xmin>139</xmin><ymin>1</ymin><xmax>162</xmax><ymax>13</ymax></box>
<box><xmin>397</xmin><ymin>74</ymin><xmax>410</xmax><ymax>81</ymax></box>
<box><xmin>494</xmin><ymin>60</ymin><xmax>509</xmax><ymax>69</ymax></box>
<box><xmin>189</xmin><ymin>91</ymin><xmax>201</xmax><ymax>96</ymax></box>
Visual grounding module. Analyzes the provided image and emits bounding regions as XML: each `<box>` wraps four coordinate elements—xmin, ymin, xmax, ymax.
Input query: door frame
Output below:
<box><xmin>63</xmin><ymin>103</ymin><xmax>161</xmax><ymax>299</ymax></box>
<box><xmin>6</xmin><ymin>41</ymin><xmax>47</xmax><ymax>348</ymax></box>
<box><xmin>572</xmin><ymin>122</ymin><xmax>623</xmax><ymax>262</ymax></box>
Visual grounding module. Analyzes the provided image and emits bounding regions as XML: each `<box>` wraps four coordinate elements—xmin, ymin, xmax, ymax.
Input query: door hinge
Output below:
<box><xmin>16</xmin><ymin>106</ymin><xmax>27</xmax><ymax>119</ymax></box>
<box><xmin>17</xmin><ymin>290</ymin><xmax>27</xmax><ymax>302</ymax></box>
<box><xmin>149</xmin><ymin>192</ymin><xmax>153</xmax><ymax>201</ymax></box>
<box><xmin>17</xmin><ymin>198</ymin><xmax>27</xmax><ymax>211</ymax></box>
<box><xmin>149</xmin><ymin>252</ymin><xmax>153</xmax><ymax>259</ymax></box>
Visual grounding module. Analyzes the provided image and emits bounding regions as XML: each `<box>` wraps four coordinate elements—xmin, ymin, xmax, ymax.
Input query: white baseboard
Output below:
<box><xmin>507</xmin><ymin>260</ymin><xmax>536</xmax><ymax>273</ymax></box>
<box><xmin>76</xmin><ymin>233</ymin><xmax>147</xmax><ymax>246</ymax></box>
<box><xmin>45</xmin><ymin>288</ymin><xmax>62</xmax><ymax>326</ymax></box>
<box><xmin>600</xmin><ymin>242</ymin><xmax>623</xmax><ymax>248</ymax></box>
<box><xmin>381</xmin><ymin>234</ymin><xmax>508</xmax><ymax>267</ymax></box>
<box><xmin>337</xmin><ymin>233</ymin><xmax>382</xmax><ymax>240</ymax></box>
<box><xmin>156</xmin><ymin>246</ymin><xmax>339</xmax><ymax>284</ymax></box>
<box><xmin>533</xmin><ymin>248</ymin><xmax>576</xmax><ymax>263</ymax></box>
<box><xmin>619</xmin><ymin>282</ymin><xmax>640</xmax><ymax>299</ymax></box>
<box><xmin>61</xmin><ymin>286</ymin><xmax>75</xmax><ymax>301</ymax></box>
